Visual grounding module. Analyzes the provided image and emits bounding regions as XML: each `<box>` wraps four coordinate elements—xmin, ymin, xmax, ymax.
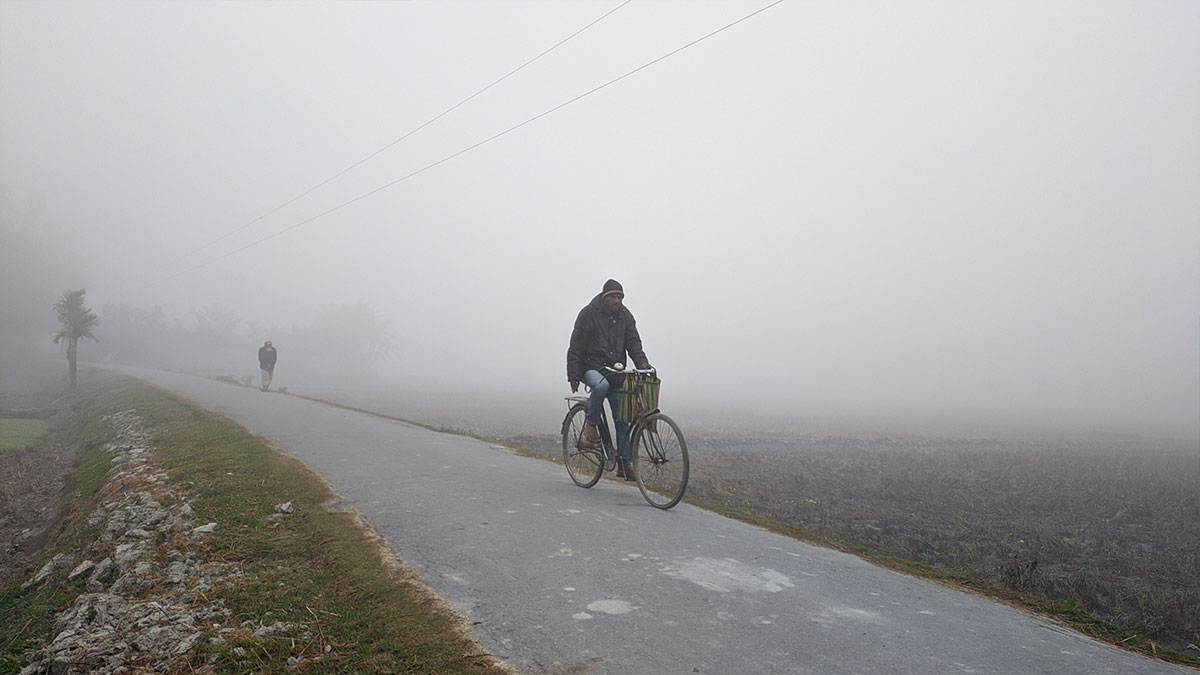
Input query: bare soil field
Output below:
<box><xmin>689</xmin><ymin>438</ymin><xmax>1197</xmax><ymax>651</ymax></box>
<box><xmin>0</xmin><ymin>359</ymin><xmax>74</xmax><ymax>587</ymax></box>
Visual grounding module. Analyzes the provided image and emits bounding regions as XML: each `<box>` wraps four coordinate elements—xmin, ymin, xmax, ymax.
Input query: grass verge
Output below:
<box><xmin>0</xmin><ymin>371</ymin><xmax>508</xmax><ymax>674</ymax></box>
<box><xmin>0</xmin><ymin>419</ymin><xmax>48</xmax><ymax>452</ymax></box>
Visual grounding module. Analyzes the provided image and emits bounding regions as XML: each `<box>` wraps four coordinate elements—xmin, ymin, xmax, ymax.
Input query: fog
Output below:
<box><xmin>2</xmin><ymin>1</ymin><xmax>1197</xmax><ymax>439</ymax></box>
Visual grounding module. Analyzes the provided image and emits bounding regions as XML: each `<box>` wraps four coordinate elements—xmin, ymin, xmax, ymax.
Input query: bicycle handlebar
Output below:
<box><xmin>603</xmin><ymin>363</ymin><xmax>655</xmax><ymax>375</ymax></box>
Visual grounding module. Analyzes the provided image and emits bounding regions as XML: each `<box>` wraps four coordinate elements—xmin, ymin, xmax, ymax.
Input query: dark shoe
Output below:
<box><xmin>618</xmin><ymin>465</ymin><xmax>636</xmax><ymax>482</ymax></box>
<box><xmin>582</xmin><ymin>424</ymin><xmax>602</xmax><ymax>446</ymax></box>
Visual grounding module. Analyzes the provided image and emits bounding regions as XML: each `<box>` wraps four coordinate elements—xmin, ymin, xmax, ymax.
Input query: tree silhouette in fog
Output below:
<box><xmin>53</xmin><ymin>288</ymin><xmax>99</xmax><ymax>389</ymax></box>
<box><xmin>291</xmin><ymin>302</ymin><xmax>399</xmax><ymax>379</ymax></box>
<box><xmin>99</xmin><ymin>303</ymin><xmax>182</xmax><ymax>368</ymax></box>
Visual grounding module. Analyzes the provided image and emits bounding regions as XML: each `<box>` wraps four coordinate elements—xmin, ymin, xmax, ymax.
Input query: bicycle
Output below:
<box><xmin>561</xmin><ymin>365</ymin><xmax>689</xmax><ymax>509</ymax></box>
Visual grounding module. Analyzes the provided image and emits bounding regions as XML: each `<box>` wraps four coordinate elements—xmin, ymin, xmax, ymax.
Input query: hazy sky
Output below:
<box><xmin>2</xmin><ymin>1</ymin><xmax>1197</xmax><ymax>437</ymax></box>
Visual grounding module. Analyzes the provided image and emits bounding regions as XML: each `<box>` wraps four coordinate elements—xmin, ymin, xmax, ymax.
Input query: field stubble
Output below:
<box><xmin>702</xmin><ymin>437</ymin><xmax>1200</xmax><ymax>654</ymax></box>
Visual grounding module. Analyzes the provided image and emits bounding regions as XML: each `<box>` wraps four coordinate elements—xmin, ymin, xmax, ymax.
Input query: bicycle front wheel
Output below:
<box><xmin>562</xmin><ymin>404</ymin><xmax>603</xmax><ymax>488</ymax></box>
<box><xmin>632</xmin><ymin>413</ymin><xmax>689</xmax><ymax>509</ymax></box>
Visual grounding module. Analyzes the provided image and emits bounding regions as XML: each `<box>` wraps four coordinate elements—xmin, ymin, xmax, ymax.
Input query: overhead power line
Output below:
<box><xmin>171</xmin><ymin>0</ymin><xmax>786</xmax><ymax>279</ymax></box>
<box><xmin>168</xmin><ymin>0</ymin><xmax>633</xmax><ymax>267</ymax></box>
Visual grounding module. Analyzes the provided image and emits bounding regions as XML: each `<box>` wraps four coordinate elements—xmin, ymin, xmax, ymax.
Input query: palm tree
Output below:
<box><xmin>53</xmin><ymin>288</ymin><xmax>100</xmax><ymax>389</ymax></box>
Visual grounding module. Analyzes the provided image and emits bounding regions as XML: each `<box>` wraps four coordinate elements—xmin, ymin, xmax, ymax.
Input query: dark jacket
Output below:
<box><xmin>567</xmin><ymin>294</ymin><xmax>648</xmax><ymax>382</ymax></box>
<box><xmin>258</xmin><ymin>346</ymin><xmax>277</xmax><ymax>371</ymax></box>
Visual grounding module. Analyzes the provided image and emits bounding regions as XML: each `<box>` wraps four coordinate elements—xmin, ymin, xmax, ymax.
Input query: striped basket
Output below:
<box><xmin>615</xmin><ymin>372</ymin><xmax>661</xmax><ymax>422</ymax></box>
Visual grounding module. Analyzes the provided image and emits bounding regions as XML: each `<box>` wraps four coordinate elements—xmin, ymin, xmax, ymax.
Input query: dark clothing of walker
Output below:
<box><xmin>258</xmin><ymin>343</ymin><xmax>277</xmax><ymax>392</ymax></box>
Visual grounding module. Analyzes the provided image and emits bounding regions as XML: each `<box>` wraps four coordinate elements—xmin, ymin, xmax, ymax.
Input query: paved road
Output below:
<box><xmin>108</xmin><ymin>366</ymin><xmax>1191</xmax><ymax>675</ymax></box>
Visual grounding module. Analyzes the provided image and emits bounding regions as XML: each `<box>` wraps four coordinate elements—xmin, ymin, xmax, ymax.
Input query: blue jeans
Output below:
<box><xmin>583</xmin><ymin>369</ymin><xmax>631</xmax><ymax>467</ymax></box>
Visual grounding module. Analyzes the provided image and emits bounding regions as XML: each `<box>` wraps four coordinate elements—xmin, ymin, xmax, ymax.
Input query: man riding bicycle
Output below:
<box><xmin>567</xmin><ymin>279</ymin><xmax>651</xmax><ymax>481</ymax></box>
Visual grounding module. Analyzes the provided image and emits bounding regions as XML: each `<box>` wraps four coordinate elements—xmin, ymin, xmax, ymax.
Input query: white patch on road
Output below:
<box><xmin>564</xmin><ymin>587</ymin><xmax>576</xmax><ymax>592</ymax></box>
<box><xmin>918</xmin><ymin>610</ymin><xmax>936</xmax><ymax>615</ymax></box>
<box><xmin>587</xmin><ymin>600</ymin><xmax>634</xmax><ymax>615</ymax></box>
<box><xmin>573</xmin><ymin>612</ymin><xmax>593</xmax><ymax>620</ymax></box>
<box><xmin>659</xmin><ymin>557</ymin><xmax>796</xmax><ymax>594</ymax></box>
<box><xmin>551</xmin><ymin>547</ymin><xmax>573</xmax><ymax>557</ymax></box>
<box><xmin>811</xmin><ymin>605</ymin><xmax>884</xmax><ymax>626</ymax></box>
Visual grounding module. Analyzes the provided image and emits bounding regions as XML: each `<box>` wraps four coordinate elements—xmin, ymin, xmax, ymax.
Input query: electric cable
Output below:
<box><xmin>167</xmin><ymin>0</ymin><xmax>633</xmax><ymax>267</ymax></box>
<box><xmin>169</xmin><ymin>0</ymin><xmax>785</xmax><ymax>280</ymax></box>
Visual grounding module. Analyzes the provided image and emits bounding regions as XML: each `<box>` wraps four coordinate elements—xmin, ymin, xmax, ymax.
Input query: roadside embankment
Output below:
<box><xmin>1</xmin><ymin>368</ymin><xmax>509</xmax><ymax>674</ymax></box>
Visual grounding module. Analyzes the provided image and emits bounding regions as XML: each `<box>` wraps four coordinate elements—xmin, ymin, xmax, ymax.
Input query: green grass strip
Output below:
<box><xmin>0</xmin><ymin>419</ymin><xmax>48</xmax><ymax>452</ymax></box>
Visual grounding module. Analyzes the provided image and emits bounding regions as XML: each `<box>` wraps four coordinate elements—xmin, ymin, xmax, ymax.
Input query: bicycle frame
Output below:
<box><xmin>562</xmin><ymin>364</ymin><xmax>688</xmax><ymax>509</ymax></box>
<box><xmin>574</xmin><ymin>365</ymin><xmax>654</xmax><ymax>439</ymax></box>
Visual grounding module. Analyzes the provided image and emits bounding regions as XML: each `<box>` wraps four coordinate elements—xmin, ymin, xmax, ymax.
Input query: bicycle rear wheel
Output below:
<box><xmin>562</xmin><ymin>404</ymin><xmax>603</xmax><ymax>488</ymax></box>
<box><xmin>632</xmin><ymin>413</ymin><xmax>688</xmax><ymax>509</ymax></box>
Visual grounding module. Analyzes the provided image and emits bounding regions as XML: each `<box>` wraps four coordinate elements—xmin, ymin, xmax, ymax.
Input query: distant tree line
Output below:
<box><xmin>3</xmin><ymin>190</ymin><xmax>397</xmax><ymax>385</ymax></box>
<box><xmin>97</xmin><ymin>301</ymin><xmax>398</xmax><ymax>385</ymax></box>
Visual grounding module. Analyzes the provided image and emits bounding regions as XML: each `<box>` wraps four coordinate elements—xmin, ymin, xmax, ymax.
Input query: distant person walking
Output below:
<box><xmin>567</xmin><ymin>279</ymin><xmax>651</xmax><ymax>481</ymax></box>
<box><xmin>258</xmin><ymin>340</ymin><xmax>277</xmax><ymax>392</ymax></box>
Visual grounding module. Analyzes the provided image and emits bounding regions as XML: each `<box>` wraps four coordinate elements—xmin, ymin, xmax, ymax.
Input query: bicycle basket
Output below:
<box><xmin>640</xmin><ymin>372</ymin><xmax>661</xmax><ymax>412</ymax></box>
<box><xmin>614</xmin><ymin>372</ymin><xmax>660</xmax><ymax>422</ymax></box>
